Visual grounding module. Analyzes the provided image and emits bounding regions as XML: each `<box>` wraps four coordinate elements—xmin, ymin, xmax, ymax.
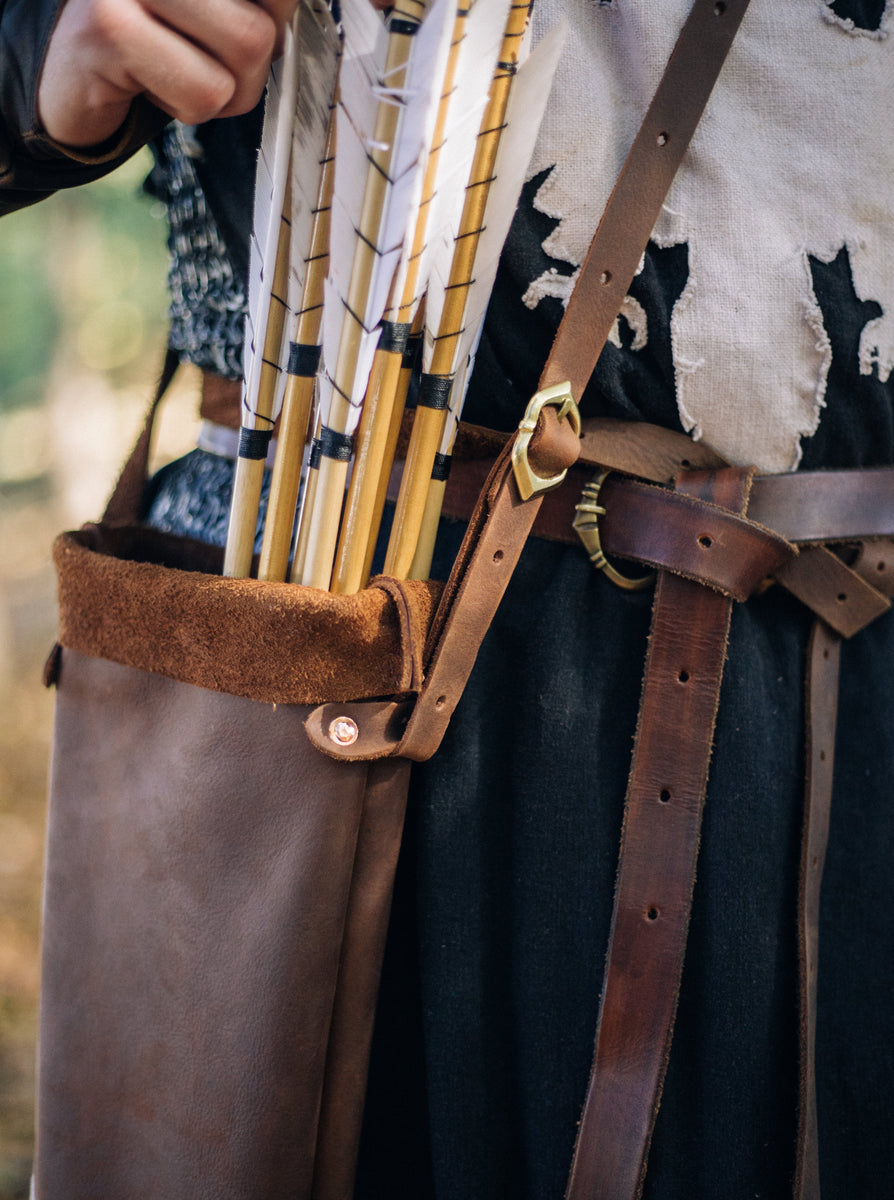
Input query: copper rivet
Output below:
<box><xmin>329</xmin><ymin>716</ymin><xmax>359</xmax><ymax>746</ymax></box>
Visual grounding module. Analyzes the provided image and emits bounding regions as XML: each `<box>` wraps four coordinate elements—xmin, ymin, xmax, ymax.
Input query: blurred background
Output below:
<box><xmin>0</xmin><ymin>150</ymin><xmax>200</xmax><ymax>1197</ymax></box>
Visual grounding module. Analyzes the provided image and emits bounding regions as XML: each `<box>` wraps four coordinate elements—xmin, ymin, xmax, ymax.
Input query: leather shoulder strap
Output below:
<box><xmin>310</xmin><ymin>0</ymin><xmax>753</xmax><ymax>770</ymax></box>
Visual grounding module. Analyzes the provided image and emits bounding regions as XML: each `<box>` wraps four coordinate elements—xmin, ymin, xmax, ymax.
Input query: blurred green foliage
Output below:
<box><xmin>0</xmin><ymin>146</ymin><xmax>170</xmax><ymax>1200</ymax></box>
<box><xmin>0</xmin><ymin>149</ymin><xmax>168</xmax><ymax>415</ymax></box>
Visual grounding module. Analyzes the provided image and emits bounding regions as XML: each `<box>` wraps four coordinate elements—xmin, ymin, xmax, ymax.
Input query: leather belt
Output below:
<box><xmin>398</xmin><ymin>443</ymin><xmax>894</xmax><ymax>635</ymax></box>
<box><xmin>404</xmin><ymin>432</ymin><xmax>894</xmax><ymax>1200</ymax></box>
<box><xmin>431</xmin><ymin>449</ymin><xmax>894</xmax><ymax>554</ymax></box>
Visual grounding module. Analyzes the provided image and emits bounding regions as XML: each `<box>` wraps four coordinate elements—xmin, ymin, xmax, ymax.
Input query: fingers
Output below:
<box><xmin>142</xmin><ymin>0</ymin><xmax>278</xmax><ymax>120</ymax></box>
<box><xmin>38</xmin><ymin>0</ymin><xmax>288</xmax><ymax>148</ymax></box>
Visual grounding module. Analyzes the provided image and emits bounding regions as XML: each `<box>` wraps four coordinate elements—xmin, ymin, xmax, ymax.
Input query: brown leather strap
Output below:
<box><xmin>400</xmin><ymin>407</ymin><xmax>581</xmax><ymax>761</ymax></box>
<box><xmin>747</xmin><ymin>468</ymin><xmax>894</xmax><ymax>542</ymax></box>
<box><xmin>775</xmin><ymin>546</ymin><xmax>891</xmax><ymax>639</ymax></box>
<box><xmin>795</xmin><ymin>618</ymin><xmax>840</xmax><ymax>1200</ymax></box>
<box><xmin>200</xmin><ymin>374</ymin><xmax>243</xmax><ymax>429</ymax></box>
<box><xmin>429</xmin><ymin>450</ymin><xmax>894</xmax><ymax>598</ymax></box>
<box><xmin>103</xmin><ymin>348</ymin><xmax>180</xmax><ymax>524</ymax></box>
<box><xmin>307</xmin><ymin>406</ymin><xmax>583</xmax><ymax>763</ymax></box>
<box><xmin>565</xmin><ymin>467</ymin><xmax>755</xmax><ymax>1200</ymax></box>
<box><xmin>793</xmin><ymin>546</ymin><xmax>894</xmax><ymax>1200</ymax></box>
<box><xmin>595</xmin><ymin>475</ymin><xmax>794</xmax><ymax>599</ymax></box>
<box><xmin>540</xmin><ymin>0</ymin><xmax>752</xmax><ymax>399</ymax></box>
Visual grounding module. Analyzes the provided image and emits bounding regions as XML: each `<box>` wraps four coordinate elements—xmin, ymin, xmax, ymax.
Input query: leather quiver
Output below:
<box><xmin>38</xmin><ymin>529</ymin><xmax>435</xmax><ymax>1200</ymax></box>
<box><xmin>34</xmin><ymin>377</ymin><xmax>582</xmax><ymax>1200</ymax></box>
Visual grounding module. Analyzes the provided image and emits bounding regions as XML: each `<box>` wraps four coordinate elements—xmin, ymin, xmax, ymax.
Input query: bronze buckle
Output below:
<box><xmin>573</xmin><ymin>471</ymin><xmax>656</xmax><ymax>591</ymax></box>
<box><xmin>511</xmin><ymin>382</ymin><xmax>582</xmax><ymax>501</ymax></box>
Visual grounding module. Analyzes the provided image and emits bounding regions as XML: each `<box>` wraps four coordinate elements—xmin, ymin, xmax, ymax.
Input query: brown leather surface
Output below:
<box><xmin>200</xmin><ymin>373</ymin><xmax>243</xmax><ymax>430</ymax></box>
<box><xmin>539</xmin><ymin>0</ymin><xmax>752</xmax><ymax>402</ymax></box>
<box><xmin>793</xmin><ymin>548</ymin><xmax>894</xmax><ymax>1200</ymax></box>
<box><xmin>855</xmin><ymin>535</ymin><xmax>894</xmax><ymax>589</ymax></box>
<box><xmin>311</xmin><ymin>758</ymin><xmax>411</xmax><ymax>1200</ymax></box>
<box><xmin>748</xmin><ymin>467</ymin><xmax>894</xmax><ymax>542</ymax></box>
<box><xmin>103</xmin><ymin>348</ymin><xmax>179</xmax><ymax>525</ymax></box>
<box><xmin>774</xmin><ymin>546</ymin><xmax>891</xmax><ymax>639</ymax></box>
<box><xmin>794</xmin><ymin>619</ymin><xmax>840</xmax><ymax>1200</ymax></box>
<box><xmin>578</xmin><ymin>417</ymin><xmax>727</xmax><ymax>480</ymax></box>
<box><xmin>305</xmin><ymin>699</ymin><xmax>412</xmax><ymax>761</ymax></box>
<box><xmin>38</xmin><ymin>648</ymin><xmax>402</xmax><ymax>1200</ymax></box>
<box><xmin>396</xmin><ymin>405</ymin><xmax>582</xmax><ymax>762</ymax></box>
<box><xmin>434</xmin><ymin>449</ymin><xmax>894</xmax><ymax>557</ymax></box>
<box><xmin>54</xmin><ymin>525</ymin><xmax>442</xmax><ymax>707</ymax></box>
<box><xmin>596</xmin><ymin>475</ymin><xmax>794</xmax><ymax>599</ymax></box>
<box><xmin>565</xmin><ymin>467</ymin><xmax>754</xmax><ymax>1200</ymax></box>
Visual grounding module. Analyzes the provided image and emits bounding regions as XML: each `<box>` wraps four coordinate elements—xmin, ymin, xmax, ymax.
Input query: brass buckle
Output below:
<box><xmin>511</xmin><ymin>382</ymin><xmax>582</xmax><ymax>501</ymax></box>
<box><xmin>573</xmin><ymin>472</ymin><xmax>656</xmax><ymax>591</ymax></box>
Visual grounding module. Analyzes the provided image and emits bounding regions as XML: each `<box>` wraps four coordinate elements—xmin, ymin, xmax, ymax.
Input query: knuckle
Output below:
<box><xmin>178</xmin><ymin>76</ymin><xmax>237</xmax><ymax>125</ymax></box>
<box><xmin>88</xmin><ymin>0</ymin><xmax>137</xmax><ymax>48</ymax></box>
<box><xmin>230</xmin><ymin>6</ymin><xmax>277</xmax><ymax>64</ymax></box>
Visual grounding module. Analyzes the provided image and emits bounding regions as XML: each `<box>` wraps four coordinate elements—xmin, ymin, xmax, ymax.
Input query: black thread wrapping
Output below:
<box><xmin>379</xmin><ymin>320</ymin><xmax>412</xmax><ymax>355</ymax></box>
<box><xmin>238</xmin><ymin>427</ymin><xmax>273</xmax><ymax>460</ymax></box>
<box><xmin>417</xmin><ymin>374</ymin><xmax>452</xmax><ymax>410</ymax></box>
<box><xmin>319</xmin><ymin>425</ymin><xmax>354</xmax><ymax>462</ymax></box>
<box><xmin>288</xmin><ymin>342</ymin><xmax>322</xmax><ymax>377</ymax></box>
<box><xmin>308</xmin><ymin>438</ymin><xmax>323</xmax><ymax>470</ymax></box>
<box><xmin>389</xmin><ymin>17</ymin><xmax>421</xmax><ymax>35</ymax></box>
<box><xmin>431</xmin><ymin>452</ymin><xmax>452</xmax><ymax>482</ymax></box>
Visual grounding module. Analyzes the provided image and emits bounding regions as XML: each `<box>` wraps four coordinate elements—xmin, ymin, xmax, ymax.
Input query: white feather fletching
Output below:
<box><xmin>242</xmin><ymin>23</ymin><xmax>300</xmax><ymax>427</ymax></box>
<box><xmin>425</xmin><ymin>18</ymin><xmax>568</xmax><ymax>393</ymax></box>
<box><xmin>408</xmin><ymin>0</ymin><xmax>513</xmax><ymax>325</ymax></box>
<box><xmin>319</xmin><ymin>0</ymin><xmax>456</xmax><ymax>432</ymax></box>
<box><xmin>286</xmin><ymin>0</ymin><xmax>341</xmax><ymax>323</ymax></box>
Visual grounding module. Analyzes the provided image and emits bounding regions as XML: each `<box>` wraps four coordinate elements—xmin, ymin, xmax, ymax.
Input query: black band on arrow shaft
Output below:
<box><xmin>288</xmin><ymin>342</ymin><xmax>322</xmax><ymax>377</ymax></box>
<box><xmin>379</xmin><ymin>320</ymin><xmax>412</xmax><ymax>356</ymax></box>
<box><xmin>417</xmin><ymin>374</ymin><xmax>452</xmax><ymax>411</ymax></box>
<box><xmin>319</xmin><ymin>426</ymin><xmax>354</xmax><ymax>462</ymax></box>
<box><xmin>238</xmin><ymin>427</ymin><xmax>273</xmax><ymax>461</ymax></box>
<box><xmin>431</xmin><ymin>452</ymin><xmax>452</xmax><ymax>482</ymax></box>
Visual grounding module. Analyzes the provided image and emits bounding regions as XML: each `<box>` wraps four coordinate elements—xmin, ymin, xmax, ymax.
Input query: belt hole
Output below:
<box><xmin>698</xmin><ymin>533</ymin><xmax>712</xmax><ymax>549</ymax></box>
<box><xmin>646</xmin><ymin>906</ymin><xmax>660</xmax><ymax>921</ymax></box>
<box><xmin>836</xmin><ymin>592</ymin><xmax>847</xmax><ymax>603</ymax></box>
<box><xmin>493</xmin><ymin>549</ymin><xmax>504</xmax><ymax>563</ymax></box>
<box><xmin>435</xmin><ymin>695</ymin><xmax>447</xmax><ymax>710</ymax></box>
<box><xmin>819</xmin><ymin>749</ymin><xmax>826</xmax><ymax>762</ymax></box>
<box><xmin>823</xmin><ymin>648</ymin><xmax>830</xmax><ymax>659</ymax></box>
<box><xmin>714</xmin><ymin>1</ymin><xmax>727</xmax><ymax>14</ymax></box>
<box><xmin>656</xmin><ymin>131</ymin><xmax>669</xmax><ymax>147</ymax></box>
<box><xmin>659</xmin><ymin>789</ymin><xmax>671</xmax><ymax>803</ymax></box>
<box><xmin>678</xmin><ymin>669</ymin><xmax>690</xmax><ymax>683</ymax></box>
<box><xmin>680</xmin><ymin>458</ymin><xmax>692</xmax><ymax>468</ymax></box>
<box><xmin>877</xmin><ymin>561</ymin><xmax>886</xmax><ymax>572</ymax></box>
<box><xmin>600</xmin><ymin>270</ymin><xmax>612</xmax><ymax>285</ymax></box>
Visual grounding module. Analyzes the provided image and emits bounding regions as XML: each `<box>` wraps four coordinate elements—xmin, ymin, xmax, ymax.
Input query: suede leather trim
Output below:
<box><xmin>54</xmin><ymin>525</ymin><xmax>442</xmax><ymax>706</ymax></box>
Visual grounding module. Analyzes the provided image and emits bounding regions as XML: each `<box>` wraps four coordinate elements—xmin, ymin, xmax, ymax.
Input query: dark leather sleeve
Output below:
<box><xmin>0</xmin><ymin>0</ymin><xmax>170</xmax><ymax>215</ymax></box>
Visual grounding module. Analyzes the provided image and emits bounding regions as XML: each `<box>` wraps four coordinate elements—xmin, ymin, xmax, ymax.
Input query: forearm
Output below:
<box><xmin>0</xmin><ymin>0</ymin><xmax>168</xmax><ymax>214</ymax></box>
<box><xmin>0</xmin><ymin>0</ymin><xmax>292</xmax><ymax>216</ymax></box>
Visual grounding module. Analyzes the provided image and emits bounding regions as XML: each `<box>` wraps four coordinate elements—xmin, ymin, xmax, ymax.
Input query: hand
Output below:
<box><xmin>38</xmin><ymin>0</ymin><xmax>297</xmax><ymax>148</ymax></box>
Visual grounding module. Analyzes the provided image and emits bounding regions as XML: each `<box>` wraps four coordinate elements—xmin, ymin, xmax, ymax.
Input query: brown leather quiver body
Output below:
<box><xmin>39</xmin><ymin>541</ymin><xmax>431</xmax><ymax>1200</ymax></box>
<box><xmin>34</xmin><ymin>380</ymin><xmax>583</xmax><ymax>1200</ymax></box>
